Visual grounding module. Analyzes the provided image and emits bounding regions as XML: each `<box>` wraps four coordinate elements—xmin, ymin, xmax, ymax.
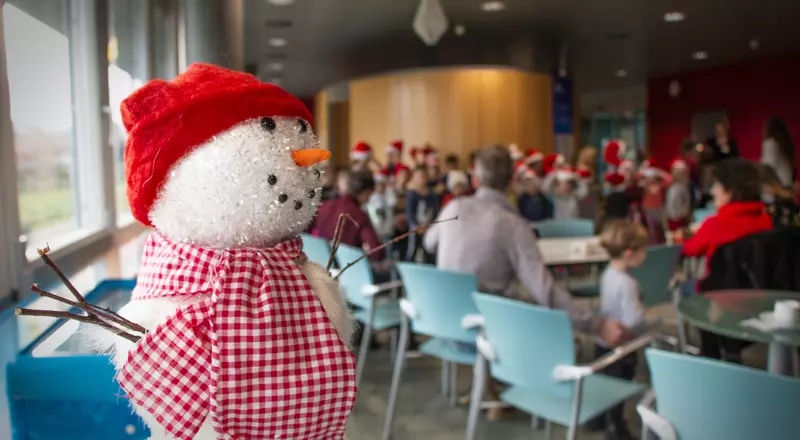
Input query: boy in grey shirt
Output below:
<box><xmin>595</xmin><ymin>219</ymin><xmax>649</xmax><ymax>440</ymax></box>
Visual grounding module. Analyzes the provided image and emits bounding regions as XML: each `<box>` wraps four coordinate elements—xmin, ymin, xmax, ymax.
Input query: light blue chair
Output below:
<box><xmin>536</xmin><ymin>219</ymin><xmax>595</xmax><ymax>238</ymax></box>
<box><xmin>640</xmin><ymin>349</ymin><xmax>800</xmax><ymax>440</ymax></box>
<box><xmin>628</xmin><ymin>245</ymin><xmax>682</xmax><ymax>308</ymax></box>
<box><xmin>334</xmin><ymin>244</ymin><xmax>403</xmax><ymax>386</ymax></box>
<box><xmin>382</xmin><ymin>264</ymin><xmax>479</xmax><ymax>440</ymax></box>
<box><xmin>466</xmin><ymin>293</ymin><xmax>651</xmax><ymax>440</ymax></box>
<box><xmin>692</xmin><ymin>208</ymin><xmax>715</xmax><ymax>224</ymax></box>
<box><xmin>300</xmin><ymin>233</ymin><xmax>332</xmax><ymax>267</ymax></box>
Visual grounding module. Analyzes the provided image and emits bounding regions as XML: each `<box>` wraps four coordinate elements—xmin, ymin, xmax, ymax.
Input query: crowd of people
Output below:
<box><xmin>308</xmin><ymin>120</ymin><xmax>796</xmax><ymax>439</ymax></box>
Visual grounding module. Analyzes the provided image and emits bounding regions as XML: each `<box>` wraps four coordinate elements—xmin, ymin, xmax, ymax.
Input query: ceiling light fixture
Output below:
<box><xmin>267</xmin><ymin>0</ymin><xmax>294</xmax><ymax>5</ymax></box>
<box><xmin>664</xmin><ymin>12</ymin><xmax>685</xmax><ymax>22</ymax></box>
<box><xmin>268</xmin><ymin>37</ymin><xmax>287</xmax><ymax>47</ymax></box>
<box><xmin>481</xmin><ymin>1</ymin><xmax>505</xmax><ymax>12</ymax></box>
<box><xmin>454</xmin><ymin>24</ymin><xmax>466</xmax><ymax>36</ymax></box>
<box><xmin>268</xmin><ymin>62</ymin><xmax>283</xmax><ymax>71</ymax></box>
<box><xmin>692</xmin><ymin>51</ymin><xmax>708</xmax><ymax>60</ymax></box>
<box><xmin>749</xmin><ymin>38</ymin><xmax>759</xmax><ymax>50</ymax></box>
<box><xmin>616</xmin><ymin>69</ymin><xmax>627</xmax><ymax>77</ymax></box>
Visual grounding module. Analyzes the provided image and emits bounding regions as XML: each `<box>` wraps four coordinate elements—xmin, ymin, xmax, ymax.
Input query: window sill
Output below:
<box><xmin>25</xmin><ymin>228</ymin><xmax>109</xmax><ymax>265</ymax></box>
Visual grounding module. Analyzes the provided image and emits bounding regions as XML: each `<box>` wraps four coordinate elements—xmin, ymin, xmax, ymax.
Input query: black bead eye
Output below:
<box><xmin>312</xmin><ymin>169</ymin><xmax>321</xmax><ymax>179</ymax></box>
<box><xmin>294</xmin><ymin>201</ymin><xmax>303</xmax><ymax>210</ymax></box>
<box><xmin>268</xmin><ymin>174</ymin><xmax>277</xmax><ymax>185</ymax></box>
<box><xmin>278</xmin><ymin>194</ymin><xmax>288</xmax><ymax>203</ymax></box>
<box><xmin>307</xmin><ymin>189</ymin><xmax>315</xmax><ymax>198</ymax></box>
<box><xmin>298</xmin><ymin>119</ymin><xmax>308</xmax><ymax>133</ymax></box>
<box><xmin>261</xmin><ymin>117</ymin><xmax>276</xmax><ymax>132</ymax></box>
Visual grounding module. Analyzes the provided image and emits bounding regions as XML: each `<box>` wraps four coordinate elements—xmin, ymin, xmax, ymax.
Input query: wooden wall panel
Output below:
<box><xmin>348</xmin><ymin>67</ymin><xmax>553</xmax><ymax>167</ymax></box>
<box><xmin>329</xmin><ymin>101</ymin><xmax>350</xmax><ymax>167</ymax></box>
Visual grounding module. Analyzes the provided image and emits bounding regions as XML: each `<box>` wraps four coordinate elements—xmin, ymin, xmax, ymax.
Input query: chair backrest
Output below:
<box><xmin>692</xmin><ymin>208</ymin><xmax>715</xmax><ymax>224</ymax></box>
<box><xmin>701</xmin><ymin>228</ymin><xmax>800</xmax><ymax>292</ymax></box>
<box><xmin>627</xmin><ymin>244</ymin><xmax>682</xmax><ymax>307</ymax></box>
<box><xmin>300</xmin><ymin>234</ymin><xmax>331</xmax><ymax>267</ymax></box>
<box><xmin>396</xmin><ymin>263</ymin><xmax>478</xmax><ymax>343</ymax></box>
<box><xmin>334</xmin><ymin>244</ymin><xmax>375</xmax><ymax>309</ymax></box>
<box><xmin>472</xmin><ymin>292</ymin><xmax>575</xmax><ymax>398</ymax></box>
<box><xmin>535</xmin><ymin>219</ymin><xmax>595</xmax><ymax>238</ymax></box>
<box><xmin>7</xmin><ymin>355</ymin><xmax>150</xmax><ymax>440</ymax></box>
<box><xmin>646</xmin><ymin>348</ymin><xmax>800</xmax><ymax>440</ymax></box>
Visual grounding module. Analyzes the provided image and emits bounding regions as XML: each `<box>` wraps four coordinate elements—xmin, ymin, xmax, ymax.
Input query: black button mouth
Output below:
<box><xmin>294</xmin><ymin>201</ymin><xmax>303</xmax><ymax>210</ymax></box>
<box><xmin>278</xmin><ymin>194</ymin><xmax>288</xmax><ymax>203</ymax></box>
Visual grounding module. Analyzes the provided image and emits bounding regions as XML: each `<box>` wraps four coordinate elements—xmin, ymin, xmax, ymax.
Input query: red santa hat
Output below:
<box><xmin>604</xmin><ymin>171</ymin><xmax>626</xmax><ymax>187</ymax></box>
<box><xmin>513</xmin><ymin>160</ymin><xmax>530</xmax><ymax>179</ymax></box>
<box><xmin>618</xmin><ymin>159</ymin><xmax>635</xmax><ymax>173</ymax></box>
<box><xmin>122</xmin><ymin>63</ymin><xmax>314</xmax><ymax>227</ymax></box>
<box><xmin>525</xmin><ymin>149</ymin><xmax>544</xmax><ymax>165</ymax></box>
<box><xmin>373</xmin><ymin>169</ymin><xmax>388</xmax><ymax>183</ymax></box>
<box><xmin>603</xmin><ymin>140</ymin><xmax>625</xmax><ymax>167</ymax></box>
<box><xmin>350</xmin><ymin>141</ymin><xmax>372</xmax><ymax>160</ymax></box>
<box><xmin>542</xmin><ymin>153</ymin><xmax>566</xmax><ymax>176</ymax></box>
<box><xmin>669</xmin><ymin>158</ymin><xmax>688</xmax><ymax>171</ymax></box>
<box><xmin>386</xmin><ymin>140</ymin><xmax>404</xmax><ymax>156</ymax></box>
<box><xmin>639</xmin><ymin>159</ymin><xmax>662</xmax><ymax>178</ymax></box>
<box><xmin>576</xmin><ymin>165</ymin><xmax>592</xmax><ymax>180</ymax></box>
<box><xmin>553</xmin><ymin>167</ymin><xmax>578</xmax><ymax>181</ymax></box>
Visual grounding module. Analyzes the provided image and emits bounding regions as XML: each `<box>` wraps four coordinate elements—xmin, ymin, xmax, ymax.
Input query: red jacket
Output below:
<box><xmin>312</xmin><ymin>195</ymin><xmax>385</xmax><ymax>260</ymax></box>
<box><xmin>683</xmin><ymin>201</ymin><xmax>773</xmax><ymax>276</ymax></box>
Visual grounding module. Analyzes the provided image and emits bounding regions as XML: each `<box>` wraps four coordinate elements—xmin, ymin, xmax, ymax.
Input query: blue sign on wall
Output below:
<box><xmin>553</xmin><ymin>77</ymin><xmax>573</xmax><ymax>135</ymax></box>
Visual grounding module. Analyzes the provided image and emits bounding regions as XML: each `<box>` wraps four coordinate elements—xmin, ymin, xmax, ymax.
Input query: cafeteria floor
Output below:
<box><xmin>345</xmin><ymin>308</ymin><xmax>770</xmax><ymax>439</ymax></box>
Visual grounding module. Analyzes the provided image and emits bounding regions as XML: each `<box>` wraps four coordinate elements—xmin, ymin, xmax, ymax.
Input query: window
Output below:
<box><xmin>108</xmin><ymin>0</ymin><xmax>150</xmax><ymax>224</ymax></box>
<box><xmin>4</xmin><ymin>1</ymin><xmax>78</xmax><ymax>245</ymax></box>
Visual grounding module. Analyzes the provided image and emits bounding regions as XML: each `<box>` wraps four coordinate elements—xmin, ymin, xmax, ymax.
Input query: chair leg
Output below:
<box><xmin>441</xmin><ymin>360</ymin><xmax>450</xmax><ymax>396</ymax></box>
<box><xmin>566</xmin><ymin>376</ymin><xmax>584</xmax><ymax>440</ymax></box>
<box><xmin>389</xmin><ymin>328</ymin><xmax>398</xmax><ymax>364</ymax></box>
<box><xmin>449</xmin><ymin>363</ymin><xmax>458</xmax><ymax>406</ymax></box>
<box><xmin>673</xmin><ymin>287</ymin><xmax>688</xmax><ymax>354</ymax></box>
<box><xmin>465</xmin><ymin>355</ymin><xmax>487</xmax><ymax>440</ymax></box>
<box><xmin>382</xmin><ymin>316</ymin><xmax>410</xmax><ymax>440</ymax></box>
<box><xmin>355</xmin><ymin>307</ymin><xmax>376</xmax><ymax>387</ymax></box>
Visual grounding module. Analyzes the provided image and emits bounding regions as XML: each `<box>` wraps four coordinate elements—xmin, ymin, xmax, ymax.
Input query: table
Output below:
<box><xmin>678</xmin><ymin>290</ymin><xmax>800</xmax><ymax>376</ymax></box>
<box><xmin>537</xmin><ymin>237</ymin><xmax>609</xmax><ymax>266</ymax></box>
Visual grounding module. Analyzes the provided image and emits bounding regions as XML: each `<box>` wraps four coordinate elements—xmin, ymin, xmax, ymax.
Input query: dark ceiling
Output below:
<box><xmin>248</xmin><ymin>0</ymin><xmax>800</xmax><ymax>97</ymax></box>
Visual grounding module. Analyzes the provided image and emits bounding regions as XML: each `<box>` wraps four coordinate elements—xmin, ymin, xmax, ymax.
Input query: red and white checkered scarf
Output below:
<box><xmin>118</xmin><ymin>233</ymin><xmax>357</xmax><ymax>440</ymax></box>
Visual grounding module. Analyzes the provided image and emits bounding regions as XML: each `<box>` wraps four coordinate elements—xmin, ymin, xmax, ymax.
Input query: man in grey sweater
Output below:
<box><xmin>423</xmin><ymin>145</ymin><xmax>626</xmax><ymax>346</ymax></box>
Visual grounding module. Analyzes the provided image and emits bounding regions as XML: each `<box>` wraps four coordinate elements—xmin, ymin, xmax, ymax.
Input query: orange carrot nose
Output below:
<box><xmin>292</xmin><ymin>148</ymin><xmax>331</xmax><ymax>167</ymax></box>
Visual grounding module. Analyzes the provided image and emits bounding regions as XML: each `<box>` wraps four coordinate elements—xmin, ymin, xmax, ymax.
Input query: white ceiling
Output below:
<box><xmin>244</xmin><ymin>0</ymin><xmax>800</xmax><ymax>97</ymax></box>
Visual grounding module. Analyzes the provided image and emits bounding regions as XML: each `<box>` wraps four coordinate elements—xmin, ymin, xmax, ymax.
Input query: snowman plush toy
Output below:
<box><xmin>97</xmin><ymin>64</ymin><xmax>356</xmax><ymax>440</ymax></box>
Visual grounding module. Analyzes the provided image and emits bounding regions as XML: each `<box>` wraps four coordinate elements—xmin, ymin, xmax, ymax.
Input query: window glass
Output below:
<box><xmin>108</xmin><ymin>0</ymin><xmax>149</xmax><ymax>224</ymax></box>
<box><xmin>4</xmin><ymin>1</ymin><xmax>78</xmax><ymax>244</ymax></box>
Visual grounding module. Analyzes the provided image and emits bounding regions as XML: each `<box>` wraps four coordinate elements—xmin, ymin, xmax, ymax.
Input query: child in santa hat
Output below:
<box><xmin>639</xmin><ymin>159</ymin><xmax>672</xmax><ymax>225</ymax></box>
<box><xmin>442</xmin><ymin>169</ymin><xmax>470</xmax><ymax>208</ymax></box>
<box><xmin>366</xmin><ymin>169</ymin><xmax>397</xmax><ymax>241</ymax></box>
<box><xmin>350</xmin><ymin>141</ymin><xmax>374</xmax><ymax>171</ymax></box>
<box><xmin>525</xmin><ymin>149</ymin><xmax>545</xmax><ymax>176</ymax></box>
<box><xmin>518</xmin><ymin>167</ymin><xmax>553</xmax><ymax>222</ymax></box>
<box><xmin>542</xmin><ymin>166</ymin><xmax>588</xmax><ymax>219</ymax></box>
<box><xmin>382</xmin><ymin>140</ymin><xmax>409</xmax><ymax>178</ymax></box>
<box><xmin>665</xmin><ymin>158</ymin><xmax>693</xmax><ymax>231</ymax></box>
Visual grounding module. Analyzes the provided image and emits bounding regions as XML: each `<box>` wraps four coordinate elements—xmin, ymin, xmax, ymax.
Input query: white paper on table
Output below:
<box><xmin>741</xmin><ymin>312</ymin><xmax>800</xmax><ymax>332</ymax></box>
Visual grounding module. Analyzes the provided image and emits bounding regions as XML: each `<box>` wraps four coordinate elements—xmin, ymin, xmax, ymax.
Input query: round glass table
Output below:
<box><xmin>678</xmin><ymin>290</ymin><xmax>800</xmax><ymax>375</ymax></box>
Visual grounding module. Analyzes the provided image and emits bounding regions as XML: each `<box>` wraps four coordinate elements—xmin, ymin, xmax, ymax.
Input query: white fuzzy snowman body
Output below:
<box><xmin>95</xmin><ymin>117</ymin><xmax>353</xmax><ymax>440</ymax></box>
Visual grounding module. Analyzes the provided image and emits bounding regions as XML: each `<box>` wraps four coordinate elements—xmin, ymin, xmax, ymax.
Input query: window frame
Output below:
<box><xmin>0</xmin><ymin>0</ymin><xmax>153</xmax><ymax>308</ymax></box>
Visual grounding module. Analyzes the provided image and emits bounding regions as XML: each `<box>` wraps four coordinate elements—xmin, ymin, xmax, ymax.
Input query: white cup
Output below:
<box><xmin>773</xmin><ymin>300</ymin><xmax>800</xmax><ymax>328</ymax></box>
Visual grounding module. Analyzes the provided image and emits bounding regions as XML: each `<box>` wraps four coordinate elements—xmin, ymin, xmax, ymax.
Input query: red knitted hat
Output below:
<box><xmin>386</xmin><ymin>140</ymin><xmax>404</xmax><ymax>155</ymax></box>
<box><xmin>122</xmin><ymin>63</ymin><xmax>313</xmax><ymax>226</ymax></box>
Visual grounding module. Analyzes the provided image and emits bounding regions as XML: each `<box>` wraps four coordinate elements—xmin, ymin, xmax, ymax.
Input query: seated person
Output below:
<box><xmin>597</xmin><ymin>219</ymin><xmax>649</xmax><ymax>440</ymax></box>
<box><xmin>681</xmin><ymin>158</ymin><xmax>773</xmax><ymax>278</ymax></box>
<box><xmin>761</xmin><ymin>164</ymin><xmax>800</xmax><ymax>229</ymax></box>
<box><xmin>312</xmin><ymin>169</ymin><xmax>385</xmax><ymax>262</ymax></box>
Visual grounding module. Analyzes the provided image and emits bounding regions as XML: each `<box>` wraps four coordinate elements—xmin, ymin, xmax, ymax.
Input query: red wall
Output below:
<box><xmin>648</xmin><ymin>54</ymin><xmax>800</xmax><ymax>168</ymax></box>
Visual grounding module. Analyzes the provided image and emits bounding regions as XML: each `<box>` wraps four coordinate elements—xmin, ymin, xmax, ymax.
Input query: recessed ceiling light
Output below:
<box><xmin>481</xmin><ymin>1</ymin><xmax>505</xmax><ymax>12</ymax></box>
<box><xmin>268</xmin><ymin>62</ymin><xmax>283</xmax><ymax>71</ymax></box>
<box><xmin>749</xmin><ymin>38</ymin><xmax>759</xmax><ymax>50</ymax></box>
<box><xmin>616</xmin><ymin>69</ymin><xmax>627</xmax><ymax>77</ymax></box>
<box><xmin>268</xmin><ymin>37</ymin><xmax>287</xmax><ymax>47</ymax></box>
<box><xmin>267</xmin><ymin>0</ymin><xmax>293</xmax><ymax>5</ymax></box>
<box><xmin>692</xmin><ymin>51</ymin><xmax>708</xmax><ymax>60</ymax></box>
<box><xmin>454</xmin><ymin>24</ymin><xmax>466</xmax><ymax>36</ymax></box>
<box><xmin>664</xmin><ymin>12</ymin><xmax>685</xmax><ymax>22</ymax></box>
